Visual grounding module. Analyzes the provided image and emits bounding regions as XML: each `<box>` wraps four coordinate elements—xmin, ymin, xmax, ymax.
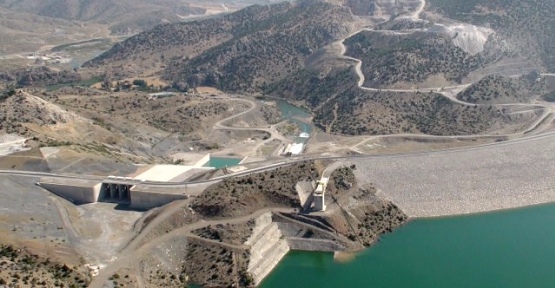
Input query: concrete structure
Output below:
<box><xmin>313</xmin><ymin>177</ymin><xmax>329</xmax><ymax>211</ymax></box>
<box><xmin>245</xmin><ymin>213</ymin><xmax>290</xmax><ymax>285</ymax></box>
<box><xmin>296</xmin><ymin>180</ymin><xmax>316</xmax><ymax>212</ymax></box>
<box><xmin>194</xmin><ymin>154</ymin><xmax>211</xmax><ymax>167</ymax></box>
<box><xmin>38</xmin><ymin>164</ymin><xmax>214</xmax><ymax>209</ymax></box>
<box><xmin>148</xmin><ymin>92</ymin><xmax>174</xmax><ymax>100</ymax></box>
<box><xmin>129</xmin><ymin>185</ymin><xmax>189</xmax><ymax>210</ymax></box>
<box><xmin>282</xmin><ymin>133</ymin><xmax>310</xmax><ymax>156</ymax></box>
<box><xmin>38</xmin><ymin>178</ymin><xmax>101</xmax><ymax>204</ymax></box>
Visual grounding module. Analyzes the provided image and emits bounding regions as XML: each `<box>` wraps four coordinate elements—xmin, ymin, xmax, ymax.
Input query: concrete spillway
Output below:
<box><xmin>100</xmin><ymin>182</ymin><xmax>132</xmax><ymax>203</ymax></box>
<box><xmin>244</xmin><ymin>213</ymin><xmax>290</xmax><ymax>285</ymax></box>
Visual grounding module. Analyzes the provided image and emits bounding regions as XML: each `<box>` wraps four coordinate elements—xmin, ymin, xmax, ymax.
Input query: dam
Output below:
<box><xmin>38</xmin><ymin>162</ymin><xmax>219</xmax><ymax>210</ymax></box>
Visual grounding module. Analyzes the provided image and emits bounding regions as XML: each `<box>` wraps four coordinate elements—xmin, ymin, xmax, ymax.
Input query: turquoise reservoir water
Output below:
<box><xmin>275</xmin><ymin>99</ymin><xmax>312</xmax><ymax>133</ymax></box>
<box><xmin>203</xmin><ymin>156</ymin><xmax>242</xmax><ymax>168</ymax></box>
<box><xmin>261</xmin><ymin>203</ymin><xmax>555</xmax><ymax>288</ymax></box>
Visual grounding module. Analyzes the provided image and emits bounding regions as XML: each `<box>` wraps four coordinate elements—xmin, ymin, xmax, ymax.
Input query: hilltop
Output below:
<box><xmin>457</xmin><ymin>73</ymin><xmax>546</xmax><ymax>104</ymax></box>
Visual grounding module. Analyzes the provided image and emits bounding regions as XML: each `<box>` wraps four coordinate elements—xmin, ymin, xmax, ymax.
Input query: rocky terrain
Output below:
<box><xmin>135</xmin><ymin>161</ymin><xmax>408</xmax><ymax>287</ymax></box>
<box><xmin>0</xmin><ymin>0</ymin><xmax>206</xmax><ymax>34</ymax></box>
<box><xmin>343</xmin><ymin>30</ymin><xmax>498</xmax><ymax>88</ymax></box>
<box><xmin>192</xmin><ymin>161</ymin><xmax>320</xmax><ymax>218</ymax></box>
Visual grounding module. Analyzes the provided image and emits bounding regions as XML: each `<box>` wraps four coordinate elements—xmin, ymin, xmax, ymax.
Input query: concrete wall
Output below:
<box><xmin>194</xmin><ymin>153</ymin><xmax>211</xmax><ymax>167</ymax></box>
<box><xmin>313</xmin><ymin>194</ymin><xmax>325</xmax><ymax>211</ymax></box>
<box><xmin>129</xmin><ymin>190</ymin><xmax>188</xmax><ymax>210</ymax></box>
<box><xmin>245</xmin><ymin>213</ymin><xmax>290</xmax><ymax>285</ymax></box>
<box><xmin>39</xmin><ymin>182</ymin><xmax>100</xmax><ymax>204</ymax></box>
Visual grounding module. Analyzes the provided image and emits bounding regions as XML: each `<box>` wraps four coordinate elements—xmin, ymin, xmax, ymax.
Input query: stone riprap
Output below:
<box><xmin>352</xmin><ymin>132</ymin><xmax>555</xmax><ymax>217</ymax></box>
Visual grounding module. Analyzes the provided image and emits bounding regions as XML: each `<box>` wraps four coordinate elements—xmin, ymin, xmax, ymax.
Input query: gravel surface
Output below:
<box><xmin>352</xmin><ymin>132</ymin><xmax>555</xmax><ymax>217</ymax></box>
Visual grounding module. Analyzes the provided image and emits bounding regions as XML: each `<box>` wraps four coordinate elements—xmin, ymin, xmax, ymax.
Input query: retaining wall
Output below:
<box><xmin>39</xmin><ymin>182</ymin><xmax>100</xmax><ymax>204</ymax></box>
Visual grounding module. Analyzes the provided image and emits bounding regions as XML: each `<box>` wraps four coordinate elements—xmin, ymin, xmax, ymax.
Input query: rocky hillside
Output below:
<box><xmin>192</xmin><ymin>161</ymin><xmax>320</xmax><ymax>218</ymax></box>
<box><xmin>0</xmin><ymin>244</ymin><xmax>90</xmax><ymax>287</ymax></box>
<box><xmin>86</xmin><ymin>0</ymin><xmax>357</xmax><ymax>92</ymax></box>
<box><xmin>457</xmin><ymin>73</ymin><xmax>546</xmax><ymax>104</ymax></box>
<box><xmin>344</xmin><ymin>30</ymin><xmax>498</xmax><ymax>88</ymax></box>
<box><xmin>427</xmin><ymin>0</ymin><xmax>555</xmax><ymax>72</ymax></box>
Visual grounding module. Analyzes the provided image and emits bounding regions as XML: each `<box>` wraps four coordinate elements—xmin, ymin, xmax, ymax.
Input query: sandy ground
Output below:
<box><xmin>351</xmin><ymin>132</ymin><xmax>555</xmax><ymax>217</ymax></box>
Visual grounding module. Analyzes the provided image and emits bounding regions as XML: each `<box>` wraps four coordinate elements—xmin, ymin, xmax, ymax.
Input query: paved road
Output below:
<box><xmin>4</xmin><ymin>131</ymin><xmax>555</xmax><ymax>188</ymax></box>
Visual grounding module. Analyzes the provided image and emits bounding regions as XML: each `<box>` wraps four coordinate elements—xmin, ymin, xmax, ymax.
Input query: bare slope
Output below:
<box><xmin>0</xmin><ymin>0</ymin><xmax>206</xmax><ymax>33</ymax></box>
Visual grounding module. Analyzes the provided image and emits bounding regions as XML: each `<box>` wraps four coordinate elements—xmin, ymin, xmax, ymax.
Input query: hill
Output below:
<box><xmin>343</xmin><ymin>30</ymin><xmax>499</xmax><ymax>88</ymax></box>
<box><xmin>427</xmin><ymin>0</ymin><xmax>555</xmax><ymax>72</ymax></box>
<box><xmin>265</xmin><ymin>68</ymin><xmax>537</xmax><ymax>135</ymax></box>
<box><xmin>457</xmin><ymin>73</ymin><xmax>546</xmax><ymax>104</ymax></box>
<box><xmin>85</xmin><ymin>0</ymin><xmax>358</xmax><ymax>92</ymax></box>
<box><xmin>0</xmin><ymin>0</ymin><xmax>206</xmax><ymax>34</ymax></box>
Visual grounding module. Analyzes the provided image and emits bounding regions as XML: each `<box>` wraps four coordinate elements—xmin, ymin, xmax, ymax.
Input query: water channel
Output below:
<box><xmin>274</xmin><ymin>99</ymin><xmax>312</xmax><ymax>134</ymax></box>
<box><xmin>261</xmin><ymin>203</ymin><xmax>555</xmax><ymax>288</ymax></box>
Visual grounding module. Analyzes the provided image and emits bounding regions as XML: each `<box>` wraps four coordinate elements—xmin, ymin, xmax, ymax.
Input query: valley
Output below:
<box><xmin>1</xmin><ymin>0</ymin><xmax>555</xmax><ymax>287</ymax></box>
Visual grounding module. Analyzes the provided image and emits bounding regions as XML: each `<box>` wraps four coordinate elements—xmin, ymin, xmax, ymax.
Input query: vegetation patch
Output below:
<box><xmin>192</xmin><ymin>161</ymin><xmax>319</xmax><ymax>218</ymax></box>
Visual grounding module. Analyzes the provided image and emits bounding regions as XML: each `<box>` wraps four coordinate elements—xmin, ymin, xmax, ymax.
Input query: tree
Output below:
<box><xmin>132</xmin><ymin>79</ymin><xmax>147</xmax><ymax>87</ymax></box>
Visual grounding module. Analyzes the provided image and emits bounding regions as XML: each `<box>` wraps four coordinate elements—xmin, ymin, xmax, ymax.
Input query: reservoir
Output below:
<box><xmin>202</xmin><ymin>156</ymin><xmax>242</xmax><ymax>168</ymax></box>
<box><xmin>261</xmin><ymin>203</ymin><xmax>555</xmax><ymax>288</ymax></box>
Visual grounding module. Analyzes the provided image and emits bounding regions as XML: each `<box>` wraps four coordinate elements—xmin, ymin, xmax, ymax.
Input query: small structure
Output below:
<box><xmin>148</xmin><ymin>92</ymin><xmax>174</xmax><ymax>100</ymax></box>
<box><xmin>313</xmin><ymin>177</ymin><xmax>329</xmax><ymax>211</ymax></box>
<box><xmin>281</xmin><ymin>132</ymin><xmax>310</xmax><ymax>156</ymax></box>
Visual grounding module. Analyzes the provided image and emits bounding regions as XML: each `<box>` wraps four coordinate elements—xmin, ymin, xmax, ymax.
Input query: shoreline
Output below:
<box><xmin>408</xmin><ymin>199</ymin><xmax>555</xmax><ymax>219</ymax></box>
